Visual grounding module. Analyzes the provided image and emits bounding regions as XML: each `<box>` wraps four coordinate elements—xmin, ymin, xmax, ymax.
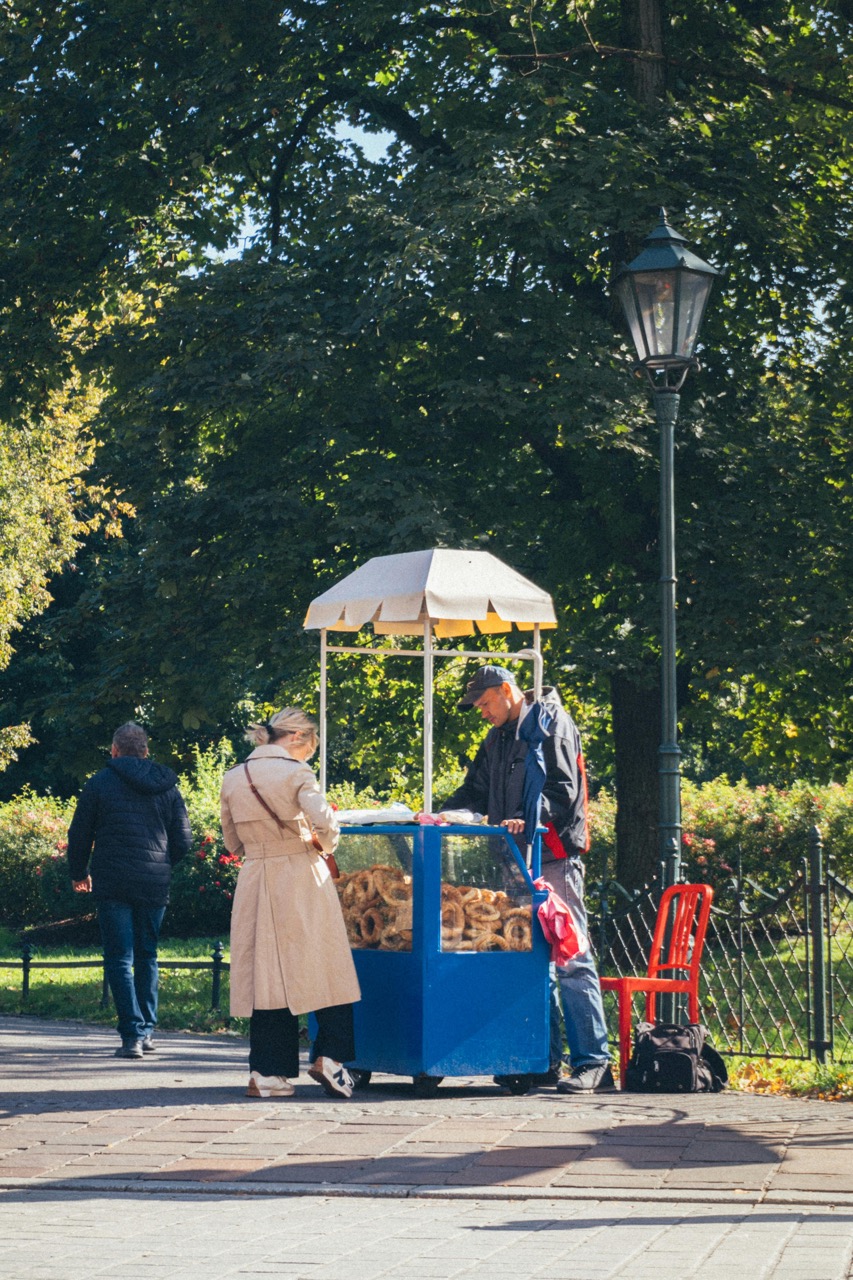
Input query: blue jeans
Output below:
<box><xmin>98</xmin><ymin>899</ymin><xmax>166</xmax><ymax>1043</ymax></box>
<box><xmin>539</xmin><ymin>857</ymin><xmax>611</xmax><ymax>1070</ymax></box>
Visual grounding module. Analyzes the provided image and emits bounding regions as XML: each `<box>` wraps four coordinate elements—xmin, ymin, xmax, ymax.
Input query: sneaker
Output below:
<box><xmin>115</xmin><ymin>1040</ymin><xmax>144</xmax><ymax>1059</ymax></box>
<box><xmin>246</xmin><ymin>1071</ymin><xmax>295</xmax><ymax>1098</ymax></box>
<box><xmin>557</xmin><ymin>1063</ymin><xmax>616</xmax><ymax>1093</ymax></box>
<box><xmin>308</xmin><ymin>1056</ymin><xmax>354</xmax><ymax>1099</ymax></box>
<box><xmin>140</xmin><ymin>1036</ymin><xmax>156</xmax><ymax>1053</ymax></box>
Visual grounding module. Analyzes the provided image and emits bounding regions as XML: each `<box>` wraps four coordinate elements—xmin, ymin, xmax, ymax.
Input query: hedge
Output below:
<box><xmin>0</xmin><ymin>749</ymin><xmax>851</xmax><ymax>936</ymax></box>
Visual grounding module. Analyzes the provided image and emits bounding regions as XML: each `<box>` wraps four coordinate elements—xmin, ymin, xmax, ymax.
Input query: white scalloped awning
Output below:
<box><xmin>304</xmin><ymin>549</ymin><xmax>557</xmax><ymax>637</ymax></box>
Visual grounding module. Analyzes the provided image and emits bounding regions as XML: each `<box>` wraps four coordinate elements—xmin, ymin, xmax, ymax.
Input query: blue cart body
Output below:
<box><xmin>333</xmin><ymin>823</ymin><xmax>549</xmax><ymax>1081</ymax></box>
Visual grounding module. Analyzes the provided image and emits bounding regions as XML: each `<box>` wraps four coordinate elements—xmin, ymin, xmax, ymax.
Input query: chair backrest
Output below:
<box><xmin>647</xmin><ymin>883</ymin><xmax>714</xmax><ymax>982</ymax></box>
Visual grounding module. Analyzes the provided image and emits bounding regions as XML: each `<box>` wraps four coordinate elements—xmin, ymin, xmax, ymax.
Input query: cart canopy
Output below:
<box><xmin>304</xmin><ymin>549</ymin><xmax>557</xmax><ymax>638</ymax></box>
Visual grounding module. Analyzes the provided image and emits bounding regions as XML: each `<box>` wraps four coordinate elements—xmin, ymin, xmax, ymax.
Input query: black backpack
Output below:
<box><xmin>624</xmin><ymin>1022</ymin><xmax>728</xmax><ymax>1093</ymax></box>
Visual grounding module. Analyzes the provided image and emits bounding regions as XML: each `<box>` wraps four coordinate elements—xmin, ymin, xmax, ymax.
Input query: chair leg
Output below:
<box><xmin>617</xmin><ymin>989</ymin><xmax>633</xmax><ymax>1089</ymax></box>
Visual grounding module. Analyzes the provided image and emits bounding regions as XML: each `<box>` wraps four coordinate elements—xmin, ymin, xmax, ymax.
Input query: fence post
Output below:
<box><xmin>735</xmin><ymin>851</ymin><xmax>745</xmax><ymax>1056</ymax></box>
<box><xmin>808</xmin><ymin>825</ymin><xmax>830</xmax><ymax>1064</ymax></box>
<box><xmin>21</xmin><ymin>942</ymin><xmax>33</xmax><ymax>1004</ymax></box>
<box><xmin>211</xmin><ymin>941</ymin><xmax>224</xmax><ymax>1011</ymax></box>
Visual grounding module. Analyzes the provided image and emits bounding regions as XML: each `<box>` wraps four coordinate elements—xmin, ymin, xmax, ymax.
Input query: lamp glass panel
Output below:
<box><xmin>630</xmin><ymin>270</ymin><xmax>676</xmax><ymax>359</ymax></box>
<box><xmin>615</xmin><ymin>275</ymin><xmax>649</xmax><ymax>360</ymax></box>
<box><xmin>674</xmin><ymin>270</ymin><xmax>714</xmax><ymax>359</ymax></box>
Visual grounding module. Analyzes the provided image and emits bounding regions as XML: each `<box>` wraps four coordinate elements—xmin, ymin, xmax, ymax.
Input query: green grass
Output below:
<box><xmin>0</xmin><ymin>932</ymin><xmax>247</xmax><ymax>1035</ymax></box>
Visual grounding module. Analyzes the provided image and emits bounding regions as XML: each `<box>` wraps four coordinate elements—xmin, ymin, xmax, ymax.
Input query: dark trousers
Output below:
<box><xmin>249</xmin><ymin>1003</ymin><xmax>356</xmax><ymax>1078</ymax></box>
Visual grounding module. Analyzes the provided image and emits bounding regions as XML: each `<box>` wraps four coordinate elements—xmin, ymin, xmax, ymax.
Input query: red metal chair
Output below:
<box><xmin>599</xmin><ymin>882</ymin><xmax>714</xmax><ymax>1087</ymax></box>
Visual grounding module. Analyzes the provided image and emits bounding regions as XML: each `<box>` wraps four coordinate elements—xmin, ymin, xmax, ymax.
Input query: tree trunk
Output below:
<box><xmin>621</xmin><ymin>0</ymin><xmax>666</xmax><ymax>105</ymax></box>
<box><xmin>611</xmin><ymin>671</ymin><xmax>660</xmax><ymax>889</ymax></box>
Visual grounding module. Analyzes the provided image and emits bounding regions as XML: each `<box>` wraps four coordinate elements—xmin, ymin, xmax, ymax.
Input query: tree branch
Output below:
<box><xmin>498</xmin><ymin>43</ymin><xmax>853</xmax><ymax>112</ymax></box>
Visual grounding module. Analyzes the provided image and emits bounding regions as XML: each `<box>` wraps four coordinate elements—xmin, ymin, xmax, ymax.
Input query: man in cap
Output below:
<box><xmin>438</xmin><ymin>664</ymin><xmax>614</xmax><ymax>1092</ymax></box>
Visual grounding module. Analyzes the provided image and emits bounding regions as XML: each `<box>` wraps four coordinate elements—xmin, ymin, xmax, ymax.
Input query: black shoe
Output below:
<box><xmin>556</xmin><ymin>1063</ymin><xmax>616</xmax><ymax>1093</ymax></box>
<box><xmin>141</xmin><ymin>1036</ymin><xmax>156</xmax><ymax>1052</ymax></box>
<box><xmin>115</xmin><ymin>1041</ymin><xmax>144</xmax><ymax>1060</ymax></box>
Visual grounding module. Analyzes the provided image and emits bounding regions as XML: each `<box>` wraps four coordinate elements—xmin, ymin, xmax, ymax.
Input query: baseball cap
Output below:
<box><xmin>457</xmin><ymin>664</ymin><xmax>518</xmax><ymax>710</ymax></box>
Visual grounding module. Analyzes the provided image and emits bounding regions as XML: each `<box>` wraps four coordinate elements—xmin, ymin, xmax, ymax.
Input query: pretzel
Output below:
<box><xmin>359</xmin><ymin>906</ymin><xmax>385</xmax><ymax>948</ymax></box>
<box><xmin>502</xmin><ymin>907</ymin><xmax>533</xmax><ymax>951</ymax></box>
<box><xmin>464</xmin><ymin>901</ymin><xmax>501</xmax><ymax>928</ymax></box>
<box><xmin>474</xmin><ymin>931</ymin><xmax>510</xmax><ymax>951</ymax></box>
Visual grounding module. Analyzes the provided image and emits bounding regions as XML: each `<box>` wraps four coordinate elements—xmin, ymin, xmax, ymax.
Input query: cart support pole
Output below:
<box><xmin>319</xmin><ymin>628</ymin><xmax>328</xmax><ymax>794</ymax></box>
<box><xmin>533</xmin><ymin>626</ymin><xmax>542</xmax><ymax>700</ymax></box>
<box><xmin>423</xmin><ymin>622</ymin><xmax>434</xmax><ymax>812</ymax></box>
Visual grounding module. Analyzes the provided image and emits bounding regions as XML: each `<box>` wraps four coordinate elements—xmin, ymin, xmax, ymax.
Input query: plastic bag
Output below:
<box><xmin>533</xmin><ymin>876</ymin><xmax>588</xmax><ymax>963</ymax></box>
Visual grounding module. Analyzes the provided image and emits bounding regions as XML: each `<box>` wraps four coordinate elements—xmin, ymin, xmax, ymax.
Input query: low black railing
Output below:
<box><xmin>0</xmin><ymin>941</ymin><xmax>230</xmax><ymax>1011</ymax></box>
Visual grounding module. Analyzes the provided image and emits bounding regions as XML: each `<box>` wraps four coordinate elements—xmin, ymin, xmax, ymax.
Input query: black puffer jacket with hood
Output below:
<box><xmin>67</xmin><ymin>757</ymin><xmax>192</xmax><ymax>906</ymax></box>
<box><xmin>441</xmin><ymin>686</ymin><xmax>589</xmax><ymax>860</ymax></box>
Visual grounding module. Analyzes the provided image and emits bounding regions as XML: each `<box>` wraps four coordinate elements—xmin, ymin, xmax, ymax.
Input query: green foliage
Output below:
<box><xmin>681</xmin><ymin>775</ymin><xmax>853</xmax><ymax>887</ymax></box>
<box><xmin>0</xmin><ymin>0</ymin><xmax>850</xmax><ymax>892</ymax></box>
<box><xmin>0</xmin><ymin>791</ymin><xmax>75</xmax><ymax>928</ymax></box>
<box><xmin>167</xmin><ymin>836</ymin><xmax>241</xmax><ymax>938</ymax></box>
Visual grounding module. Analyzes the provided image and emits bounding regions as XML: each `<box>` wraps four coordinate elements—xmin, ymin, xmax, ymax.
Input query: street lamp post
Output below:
<box><xmin>614</xmin><ymin>211</ymin><xmax>719</xmax><ymax>891</ymax></box>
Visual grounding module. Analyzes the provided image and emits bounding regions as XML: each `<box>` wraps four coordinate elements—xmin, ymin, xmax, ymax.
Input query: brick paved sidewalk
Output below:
<box><xmin>2</xmin><ymin>1016</ymin><xmax>852</xmax><ymax>1206</ymax></box>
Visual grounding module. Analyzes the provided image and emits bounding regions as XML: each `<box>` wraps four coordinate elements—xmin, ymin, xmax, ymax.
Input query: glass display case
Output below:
<box><xmin>327</xmin><ymin>824</ymin><xmax>549</xmax><ymax>1095</ymax></box>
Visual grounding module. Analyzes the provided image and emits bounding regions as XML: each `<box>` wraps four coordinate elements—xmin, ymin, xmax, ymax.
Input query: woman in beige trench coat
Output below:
<box><xmin>221</xmin><ymin>708</ymin><xmax>360</xmax><ymax>1099</ymax></box>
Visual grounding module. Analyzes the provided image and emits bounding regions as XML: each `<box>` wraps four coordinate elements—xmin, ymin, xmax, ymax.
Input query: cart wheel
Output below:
<box><xmin>349</xmin><ymin>1069</ymin><xmax>372</xmax><ymax>1090</ymax></box>
<box><xmin>498</xmin><ymin>1074</ymin><xmax>533</xmax><ymax>1096</ymax></box>
<box><xmin>413</xmin><ymin>1074</ymin><xmax>443</xmax><ymax>1098</ymax></box>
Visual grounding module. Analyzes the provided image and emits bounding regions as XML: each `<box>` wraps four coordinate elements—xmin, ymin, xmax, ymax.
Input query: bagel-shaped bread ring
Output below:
<box><xmin>440</xmin><ymin>882</ymin><xmax>463</xmax><ymax>904</ymax></box>
<box><xmin>359</xmin><ymin>906</ymin><xmax>385</xmax><ymax>947</ymax></box>
<box><xmin>379</xmin><ymin>925</ymin><xmax>411</xmax><ymax>952</ymax></box>
<box><xmin>480</xmin><ymin>888</ymin><xmax>498</xmax><ymax>904</ymax></box>
<box><xmin>465</xmin><ymin>901</ymin><xmax>501</xmax><ymax>927</ymax></box>
<box><xmin>457</xmin><ymin>886</ymin><xmax>482</xmax><ymax>906</ymax></box>
<box><xmin>341</xmin><ymin>877</ymin><xmax>361</xmax><ymax>909</ymax></box>
<box><xmin>373</xmin><ymin>865</ymin><xmax>404</xmax><ymax>900</ymax></box>
<box><xmin>493</xmin><ymin>891</ymin><xmax>513</xmax><ymax>917</ymax></box>
<box><xmin>441</xmin><ymin>897</ymin><xmax>465</xmax><ymax>928</ymax></box>
<box><xmin>350</xmin><ymin>868</ymin><xmax>376</xmax><ymax>905</ymax></box>
<box><xmin>441</xmin><ymin>898</ymin><xmax>465</xmax><ymax>944</ymax></box>
<box><xmin>474</xmin><ymin>931</ymin><xmax>510</xmax><ymax>951</ymax></box>
<box><xmin>383</xmin><ymin>880</ymin><xmax>413</xmax><ymax>906</ymax></box>
<box><xmin>343</xmin><ymin>911</ymin><xmax>365</xmax><ymax>947</ymax></box>
<box><xmin>502</xmin><ymin>908</ymin><xmax>533</xmax><ymax>951</ymax></box>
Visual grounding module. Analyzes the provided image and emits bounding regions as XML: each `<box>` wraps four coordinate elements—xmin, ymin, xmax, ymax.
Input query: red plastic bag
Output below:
<box><xmin>533</xmin><ymin>876</ymin><xmax>588</xmax><ymax>963</ymax></box>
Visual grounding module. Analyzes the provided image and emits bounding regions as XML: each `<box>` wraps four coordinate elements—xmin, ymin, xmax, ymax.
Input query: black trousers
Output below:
<box><xmin>248</xmin><ymin>1003</ymin><xmax>356</xmax><ymax>1078</ymax></box>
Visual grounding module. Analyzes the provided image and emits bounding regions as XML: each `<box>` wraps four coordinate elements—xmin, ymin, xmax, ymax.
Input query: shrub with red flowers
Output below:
<box><xmin>167</xmin><ymin>831</ymin><xmax>243</xmax><ymax>936</ymax></box>
<box><xmin>0</xmin><ymin>791</ymin><xmax>76</xmax><ymax>928</ymax></box>
<box><xmin>1</xmin><ymin>740</ymin><xmax>850</xmax><ymax>934</ymax></box>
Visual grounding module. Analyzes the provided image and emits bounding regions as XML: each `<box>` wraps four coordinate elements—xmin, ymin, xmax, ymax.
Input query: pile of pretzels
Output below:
<box><xmin>334</xmin><ymin>864</ymin><xmax>532</xmax><ymax>952</ymax></box>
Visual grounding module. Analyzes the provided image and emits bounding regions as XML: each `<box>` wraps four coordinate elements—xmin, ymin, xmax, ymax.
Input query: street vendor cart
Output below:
<box><xmin>331</xmin><ymin>822</ymin><xmax>549</xmax><ymax>1095</ymax></box>
<box><xmin>304</xmin><ymin>548</ymin><xmax>557</xmax><ymax>1093</ymax></box>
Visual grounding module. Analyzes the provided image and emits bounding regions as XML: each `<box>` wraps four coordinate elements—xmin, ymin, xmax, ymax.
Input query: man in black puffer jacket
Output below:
<box><xmin>67</xmin><ymin>722</ymin><xmax>192</xmax><ymax>1058</ymax></box>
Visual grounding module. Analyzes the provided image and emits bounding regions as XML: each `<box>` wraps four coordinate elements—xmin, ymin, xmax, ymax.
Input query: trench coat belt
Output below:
<box><xmin>242</xmin><ymin>844</ymin><xmax>314</xmax><ymax>860</ymax></box>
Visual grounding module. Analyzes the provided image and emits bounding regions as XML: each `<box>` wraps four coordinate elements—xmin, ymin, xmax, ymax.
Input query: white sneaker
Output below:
<box><xmin>308</xmin><ymin>1056</ymin><xmax>354</xmax><ymax>1099</ymax></box>
<box><xmin>246</xmin><ymin>1071</ymin><xmax>295</xmax><ymax>1098</ymax></box>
